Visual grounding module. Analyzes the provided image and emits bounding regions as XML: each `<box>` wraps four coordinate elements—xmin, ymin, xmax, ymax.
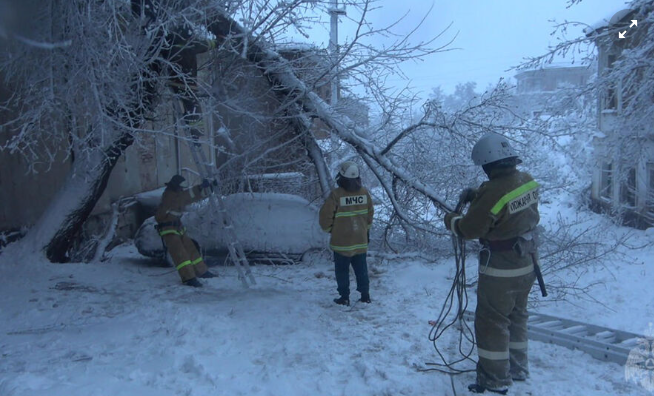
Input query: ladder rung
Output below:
<box><xmin>561</xmin><ymin>325</ymin><xmax>587</xmax><ymax>335</ymax></box>
<box><xmin>539</xmin><ymin>320</ymin><xmax>564</xmax><ymax>329</ymax></box>
<box><xmin>593</xmin><ymin>331</ymin><xmax>615</xmax><ymax>342</ymax></box>
<box><xmin>619</xmin><ymin>338</ymin><xmax>639</xmax><ymax>347</ymax></box>
<box><xmin>182</xmin><ymin>135</ymin><xmax>254</xmax><ymax>288</ymax></box>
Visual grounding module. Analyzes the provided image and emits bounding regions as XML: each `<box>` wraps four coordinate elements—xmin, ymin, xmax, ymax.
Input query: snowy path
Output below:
<box><xmin>0</xmin><ymin>244</ymin><xmax>649</xmax><ymax>396</ymax></box>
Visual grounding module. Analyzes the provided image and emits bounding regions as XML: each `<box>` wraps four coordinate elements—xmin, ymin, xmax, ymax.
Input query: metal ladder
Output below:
<box><xmin>462</xmin><ymin>310</ymin><xmax>643</xmax><ymax>365</ymax></box>
<box><xmin>179</xmin><ymin>113</ymin><xmax>257</xmax><ymax>288</ymax></box>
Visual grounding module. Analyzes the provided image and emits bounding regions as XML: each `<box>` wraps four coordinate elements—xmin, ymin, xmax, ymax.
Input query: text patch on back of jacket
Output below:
<box><xmin>340</xmin><ymin>195</ymin><xmax>368</xmax><ymax>206</ymax></box>
<box><xmin>508</xmin><ymin>189</ymin><xmax>538</xmax><ymax>214</ymax></box>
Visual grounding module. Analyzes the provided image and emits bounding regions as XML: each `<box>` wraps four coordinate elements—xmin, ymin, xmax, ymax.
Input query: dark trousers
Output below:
<box><xmin>334</xmin><ymin>252</ymin><xmax>369</xmax><ymax>298</ymax></box>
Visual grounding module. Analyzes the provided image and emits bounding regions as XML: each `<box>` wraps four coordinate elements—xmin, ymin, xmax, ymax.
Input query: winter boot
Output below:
<box><xmin>333</xmin><ymin>296</ymin><xmax>350</xmax><ymax>306</ymax></box>
<box><xmin>359</xmin><ymin>293</ymin><xmax>371</xmax><ymax>303</ymax></box>
<box><xmin>199</xmin><ymin>270</ymin><xmax>217</xmax><ymax>279</ymax></box>
<box><xmin>511</xmin><ymin>373</ymin><xmax>527</xmax><ymax>382</ymax></box>
<box><xmin>468</xmin><ymin>384</ymin><xmax>508</xmax><ymax>395</ymax></box>
<box><xmin>184</xmin><ymin>277</ymin><xmax>203</xmax><ymax>288</ymax></box>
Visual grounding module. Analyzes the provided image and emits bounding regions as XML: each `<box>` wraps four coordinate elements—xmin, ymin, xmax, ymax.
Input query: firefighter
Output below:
<box><xmin>444</xmin><ymin>133</ymin><xmax>540</xmax><ymax>394</ymax></box>
<box><xmin>319</xmin><ymin>161</ymin><xmax>374</xmax><ymax>306</ymax></box>
<box><xmin>155</xmin><ymin>175</ymin><xmax>217</xmax><ymax>287</ymax></box>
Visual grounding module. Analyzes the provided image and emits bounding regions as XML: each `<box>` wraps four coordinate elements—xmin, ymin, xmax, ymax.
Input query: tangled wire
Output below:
<box><xmin>421</xmin><ymin>201</ymin><xmax>477</xmax><ymax>375</ymax></box>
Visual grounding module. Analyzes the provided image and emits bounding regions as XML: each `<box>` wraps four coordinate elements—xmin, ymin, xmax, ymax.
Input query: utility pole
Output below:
<box><xmin>328</xmin><ymin>0</ymin><xmax>346</xmax><ymax>165</ymax></box>
<box><xmin>328</xmin><ymin>0</ymin><xmax>345</xmax><ymax>106</ymax></box>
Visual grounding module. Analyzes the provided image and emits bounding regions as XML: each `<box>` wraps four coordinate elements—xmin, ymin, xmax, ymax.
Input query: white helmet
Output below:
<box><xmin>338</xmin><ymin>161</ymin><xmax>360</xmax><ymax>178</ymax></box>
<box><xmin>471</xmin><ymin>133</ymin><xmax>519</xmax><ymax>166</ymax></box>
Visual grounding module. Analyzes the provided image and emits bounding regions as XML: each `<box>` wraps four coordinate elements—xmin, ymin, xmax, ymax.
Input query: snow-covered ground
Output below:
<box><xmin>1</xmin><ymin>224</ymin><xmax>652</xmax><ymax>396</ymax></box>
<box><xmin>535</xmin><ymin>199</ymin><xmax>654</xmax><ymax>335</ymax></box>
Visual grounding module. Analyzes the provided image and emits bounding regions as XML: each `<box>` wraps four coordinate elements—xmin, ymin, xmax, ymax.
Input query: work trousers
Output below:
<box><xmin>162</xmin><ymin>232</ymin><xmax>208</xmax><ymax>282</ymax></box>
<box><xmin>475</xmin><ymin>250</ymin><xmax>536</xmax><ymax>389</ymax></box>
<box><xmin>334</xmin><ymin>252</ymin><xmax>369</xmax><ymax>299</ymax></box>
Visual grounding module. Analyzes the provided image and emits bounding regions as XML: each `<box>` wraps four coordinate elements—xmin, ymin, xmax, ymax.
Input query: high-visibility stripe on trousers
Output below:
<box><xmin>480</xmin><ymin>263</ymin><xmax>534</xmax><ymax>277</ymax></box>
<box><xmin>162</xmin><ymin>232</ymin><xmax>209</xmax><ymax>282</ymax></box>
<box><xmin>474</xmin><ymin>272</ymin><xmax>535</xmax><ymax>389</ymax></box>
<box><xmin>477</xmin><ymin>347</ymin><xmax>510</xmax><ymax>361</ymax></box>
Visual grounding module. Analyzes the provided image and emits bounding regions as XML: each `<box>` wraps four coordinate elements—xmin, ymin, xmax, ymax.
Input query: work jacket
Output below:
<box><xmin>451</xmin><ymin>167</ymin><xmax>540</xmax><ymax>277</ymax></box>
<box><xmin>319</xmin><ymin>187</ymin><xmax>374</xmax><ymax>257</ymax></box>
<box><xmin>155</xmin><ymin>185</ymin><xmax>209</xmax><ymax>236</ymax></box>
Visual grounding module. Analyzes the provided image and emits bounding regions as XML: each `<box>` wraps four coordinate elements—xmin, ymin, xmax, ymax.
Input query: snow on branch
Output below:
<box><xmin>207</xmin><ymin>12</ymin><xmax>454</xmax><ymax>213</ymax></box>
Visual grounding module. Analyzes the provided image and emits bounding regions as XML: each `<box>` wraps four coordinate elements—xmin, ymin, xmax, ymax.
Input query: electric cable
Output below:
<box><xmin>420</xmin><ymin>199</ymin><xmax>477</xmax><ymax>375</ymax></box>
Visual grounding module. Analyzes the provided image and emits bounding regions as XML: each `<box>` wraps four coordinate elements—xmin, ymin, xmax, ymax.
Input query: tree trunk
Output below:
<box><xmin>24</xmin><ymin>133</ymin><xmax>134</xmax><ymax>262</ymax></box>
<box><xmin>285</xmin><ymin>102</ymin><xmax>333</xmax><ymax>198</ymax></box>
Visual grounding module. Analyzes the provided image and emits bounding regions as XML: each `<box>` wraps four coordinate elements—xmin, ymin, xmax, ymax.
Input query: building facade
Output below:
<box><xmin>512</xmin><ymin>66</ymin><xmax>593</xmax><ymax>118</ymax></box>
<box><xmin>587</xmin><ymin>9</ymin><xmax>654</xmax><ymax>229</ymax></box>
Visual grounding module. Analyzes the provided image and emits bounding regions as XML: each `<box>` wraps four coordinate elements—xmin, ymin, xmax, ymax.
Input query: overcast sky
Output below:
<box><xmin>294</xmin><ymin>0</ymin><xmax>629</xmax><ymax>98</ymax></box>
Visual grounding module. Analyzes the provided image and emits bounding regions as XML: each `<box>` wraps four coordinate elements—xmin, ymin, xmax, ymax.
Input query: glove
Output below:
<box><xmin>200</xmin><ymin>179</ymin><xmax>212</xmax><ymax>190</ymax></box>
<box><xmin>444</xmin><ymin>212</ymin><xmax>461</xmax><ymax>232</ymax></box>
<box><xmin>459</xmin><ymin>188</ymin><xmax>477</xmax><ymax>205</ymax></box>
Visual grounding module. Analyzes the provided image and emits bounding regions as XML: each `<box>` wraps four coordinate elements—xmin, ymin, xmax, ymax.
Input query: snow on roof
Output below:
<box><xmin>585</xmin><ymin>8</ymin><xmax>635</xmax><ymax>35</ymax></box>
<box><xmin>514</xmin><ymin>64</ymin><xmax>591</xmax><ymax>78</ymax></box>
<box><xmin>245</xmin><ymin>172</ymin><xmax>304</xmax><ymax>180</ymax></box>
<box><xmin>274</xmin><ymin>42</ymin><xmax>322</xmax><ymax>53</ymax></box>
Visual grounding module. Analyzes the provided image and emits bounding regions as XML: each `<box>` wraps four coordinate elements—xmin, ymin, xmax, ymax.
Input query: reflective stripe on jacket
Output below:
<box><xmin>452</xmin><ymin>168</ymin><xmax>540</xmax><ymax>277</ymax></box>
<box><xmin>319</xmin><ymin>187</ymin><xmax>374</xmax><ymax>257</ymax></box>
<box><xmin>155</xmin><ymin>185</ymin><xmax>209</xmax><ymax>229</ymax></box>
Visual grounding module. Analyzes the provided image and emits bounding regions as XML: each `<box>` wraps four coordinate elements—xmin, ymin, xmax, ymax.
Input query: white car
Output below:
<box><xmin>134</xmin><ymin>192</ymin><xmax>328</xmax><ymax>263</ymax></box>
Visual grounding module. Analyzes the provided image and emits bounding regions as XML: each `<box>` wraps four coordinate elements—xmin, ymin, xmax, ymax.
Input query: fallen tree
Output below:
<box><xmin>207</xmin><ymin>13</ymin><xmax>457</xmax><ymax>226</ymax></box>
<box><xmin>207</xmin><ymin>11</ymin><xmax>633</xmax><ymax>299</ymax></box>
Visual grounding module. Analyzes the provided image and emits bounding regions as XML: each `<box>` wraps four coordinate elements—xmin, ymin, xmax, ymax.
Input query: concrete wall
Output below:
<box><xmin>0</xmin><ymin>136</ymin><xmax>71</xmax><ymax>231</ymax></box>
<box><xmin>0</xmin><ymin>78</ymin><xmax>72</xmax><ymax>231</ymax></box>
